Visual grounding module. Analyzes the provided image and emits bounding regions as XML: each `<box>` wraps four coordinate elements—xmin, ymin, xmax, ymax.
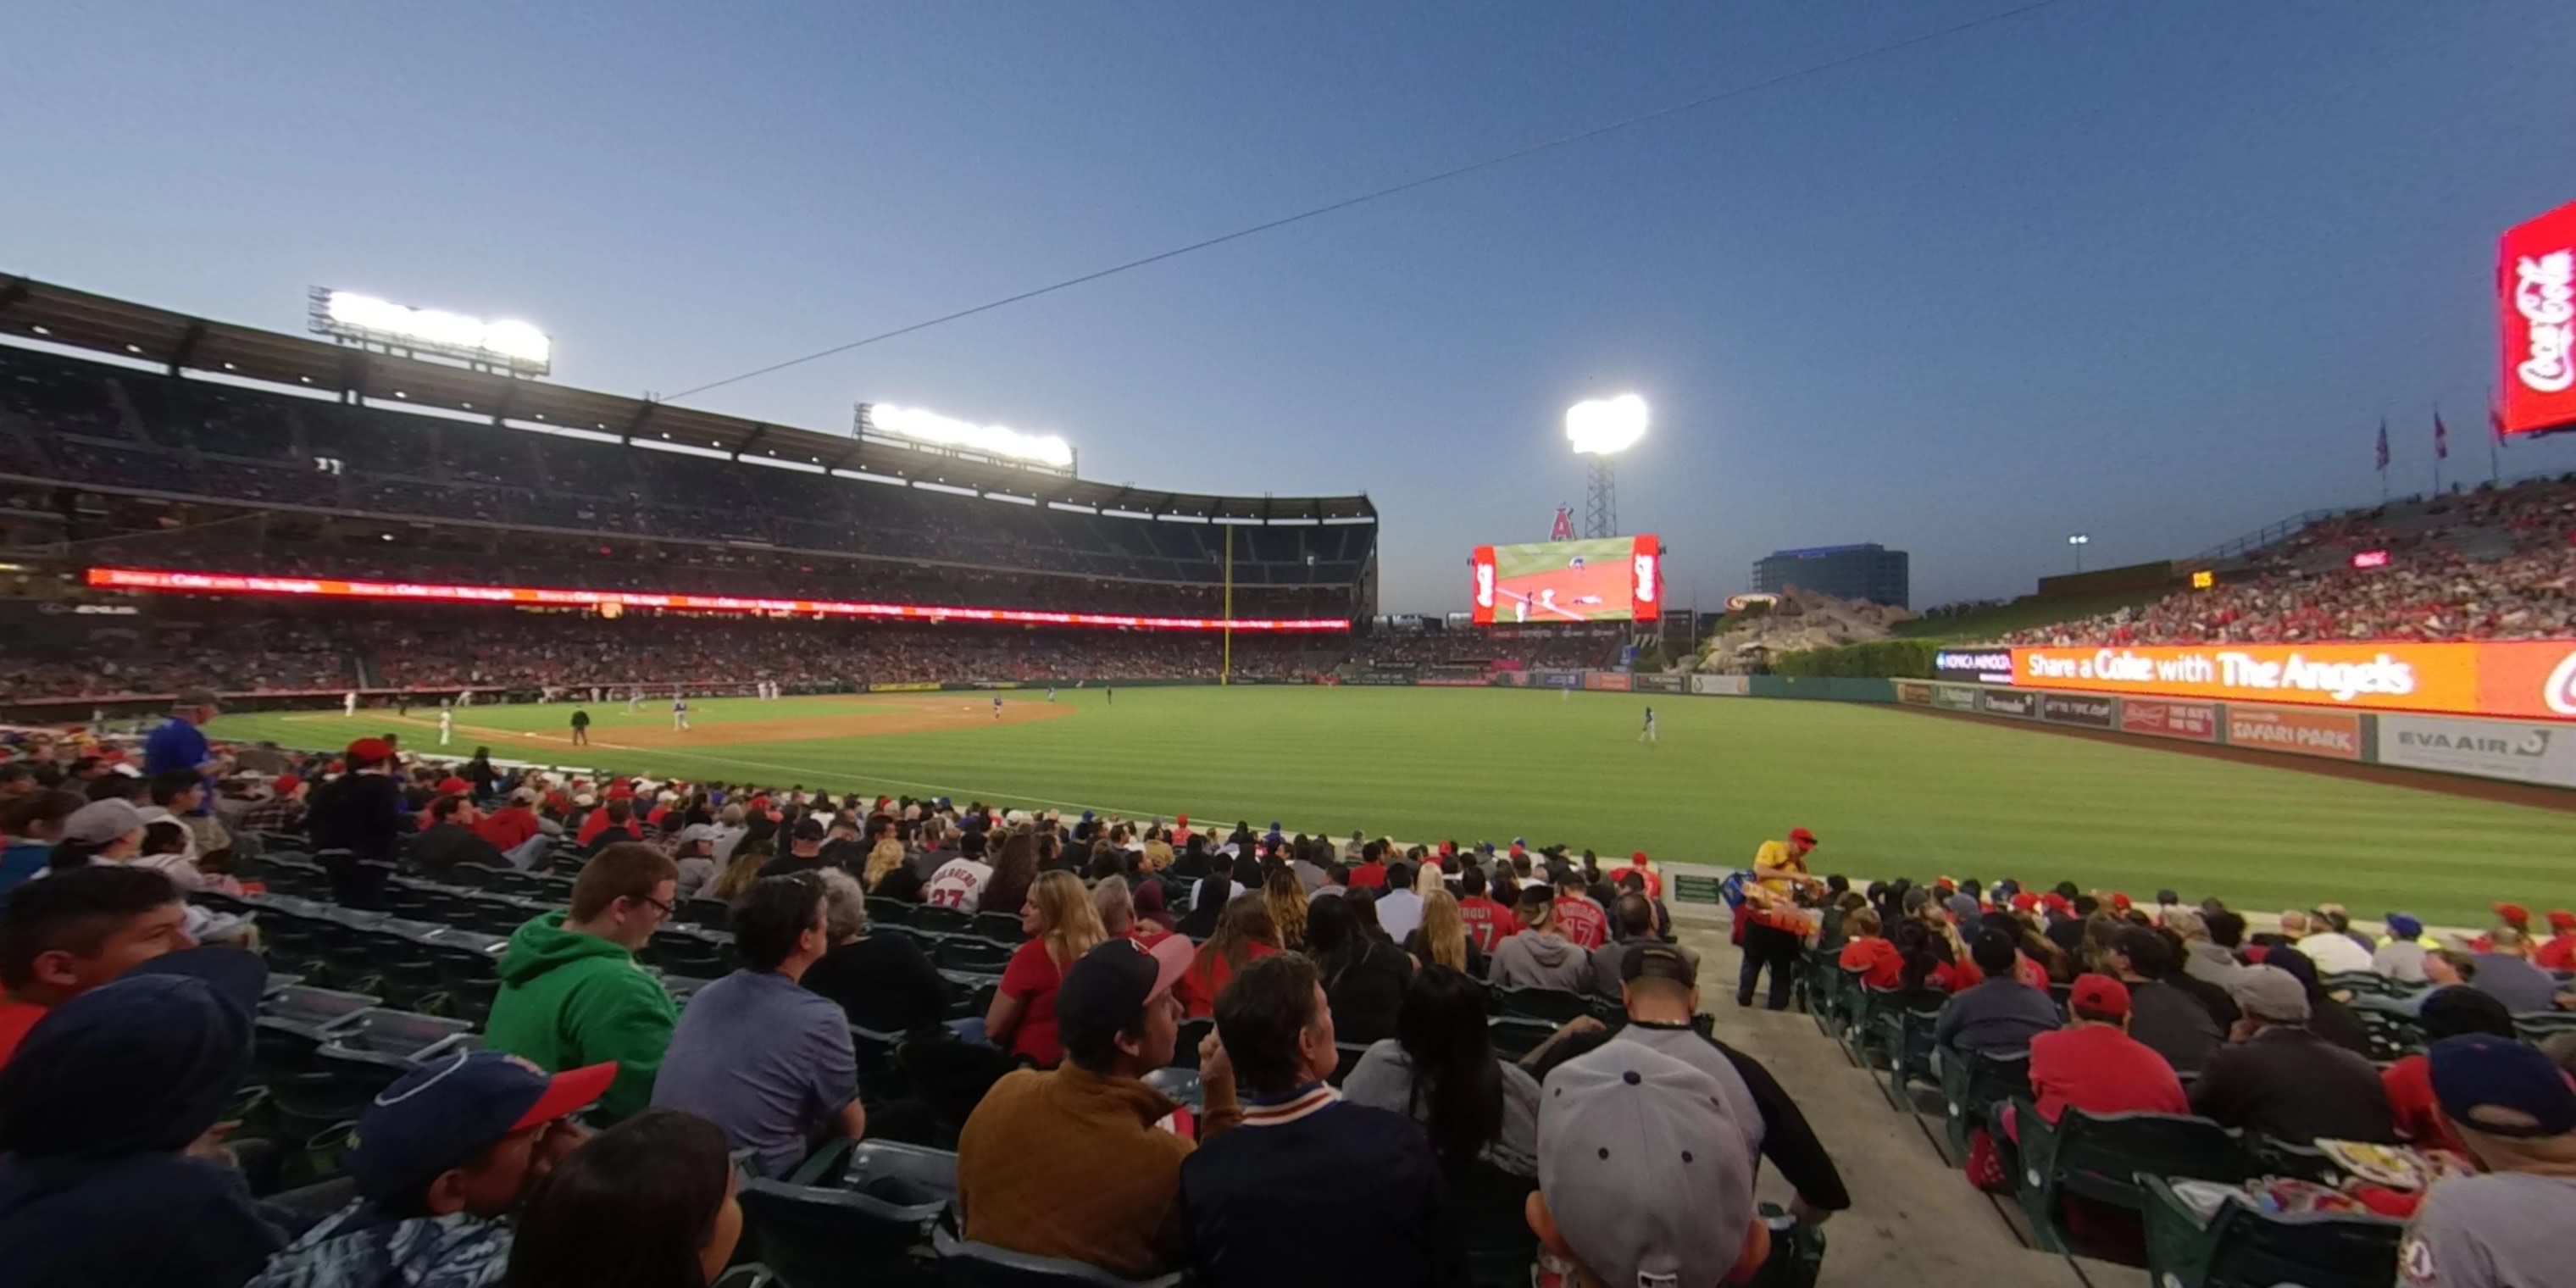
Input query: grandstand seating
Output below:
<box><xmin>0</xmin><ymin>338</ymin><xmax>1377</xmax><ymax>620</ymax></box>
<box><xmin>2004</xmin><ymin>474</ymin><xmax>2576</xmax><ymax>645</ymax></box>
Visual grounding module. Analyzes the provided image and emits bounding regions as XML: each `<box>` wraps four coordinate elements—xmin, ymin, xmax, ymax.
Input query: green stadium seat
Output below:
<box><xmin>931</xmin><ymin>1225</ymin><xmax>1183</xmax><ymax>1287</ymax></box>
<box><xmin>1937</xmin><ymin>1046</ymin><xmax>2030</xmax><ymax>1160</ymax></box>
<box><xmin>1494</xmin><ymin>985</ymin><xmax>1589</xmax><ymax>1024</ymax></box>
<box><xmin>2007</xmin><ymin>1099</ymin><xmax>2246</xmax><ymax>1258</ymax></box>
<box><xmin>2514</xmin><ymin>1011</ymin><xmax>2576</xmax><ymax>1042</ymax></box>
<box><xmin>1746</xmin><ymin>1203</ymin><xmax>1826</xmax><ymax>1288</ymax></box>
<box><xmin>2244</xmin><ymin>1134</ymin><xmax>2343</xmax><ymax>1185</ymax></box>
<box><xmin>936</xmin><ymin>938</ymin><xmax>1018</xmax><ymax>974</ymax></box>
<box><xmin>867</xmin><ymin>897</ymin><xmax>914</xmax><ymax>926</ymax></box>
<box><xmin>1485</xmin><ymin>1016</ymin><xmax>1558</xmax><ymax>1063</ymax></box>
<box><xmin>2354</xmin><ymin>1008</ymin><xmax>2425</xmax><ymax>1063</ymax></box>
<box><xmin>1870</xmin><ymin>993</ymin><xmax>1946</xmax><ymax>1103</ymax></box>
<box><xmin>970</xmin><ymin>912</ymin><xmax>1025</xmax><ymax>943</ymax></box>
<box><xmin>2140</xmin><ymin>1174</ymin><xmax>2401</xmax><ymax>1288</ymax></box>
<box><xmin>682</xmin><ymin>897</ymin><xmax>733</xmax><ymax>930</ymax></box>
<box><xmin>738</xmin><ymin>1140</ymin><xmax>955</xmax><ymax>1288</ymax></box>
<box><xmin>1443</xmin><ymin>1159</ymin><xmax>1539</xmax><ymax>1288</ymax></box>
<box><xmin>909</xmin><ymin>906</ymin><xmax>973</xmax><ymax>935</ymax></box>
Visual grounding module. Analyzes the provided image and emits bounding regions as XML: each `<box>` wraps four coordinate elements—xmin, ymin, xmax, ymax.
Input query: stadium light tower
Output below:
<box><xmin>1566</xmin><ymin>395</ymin><xmax>1648</xmax><ymax>539</ymax></box>
<box><xmin>2067</xmin><ymin>531</ymin><xmax>2091</xmax><ymax>572</ymax></box>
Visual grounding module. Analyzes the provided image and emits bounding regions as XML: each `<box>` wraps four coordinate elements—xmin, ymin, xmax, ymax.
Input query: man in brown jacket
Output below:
<box><xmin>958</xmin><ymin>935</ymin><xmax>1240</xmax><ymax>1277</ymax></box>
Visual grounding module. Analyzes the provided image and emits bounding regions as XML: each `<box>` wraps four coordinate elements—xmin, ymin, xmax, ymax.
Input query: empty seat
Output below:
<box><xmin>931</xmin><ymin>1225</ymin><xmax>1183</xmax><ymax>1287</ymax></box>
<box><xmin>1493</xmin><ymin>986</ymin><xmax>1588</xmax><ymax>1023</ymax></box>
<box><xmin>936</xmin><ymin>938</ymin><xmax>1017</xmax><ymax>974</ymax></box>
<box><xmin>739</xmin><ymin>1141</ymin><xmax>957</xmax><ymax>1288</ymax></box>
<box><xmin>909</xmin><ymin>906</ymin><xmax>972</xmax><ymax>935</ymax></box>
<box><xmin>970</xmin><ymin>912</ymin><xmax>1025</xmax><ymax>943</ymax></box>
<box><xmin>2010</xmin><ymin>1101</ymin><xmax>2246</xmax><ymax>1259</ymax></box>
<box><xmin>1938</xmin><ymin>1046</ymin><xmax>2031</xmax><ymax>1159</ymax></box>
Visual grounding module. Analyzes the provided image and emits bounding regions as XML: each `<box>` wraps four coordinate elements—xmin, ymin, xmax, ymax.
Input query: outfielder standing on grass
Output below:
<box><xmin>569</xmin><ymin>706</ymin><xmax>591</xmax><ymax>746</ymax></box>
<box><xmin>991</xmin><ymin>695</ymin><xmax>1003</xmax><ymax>720</ymax></box>
<box><xmin>1639</xmin><ymin>705</ymin><xmax>1657</xmax><ymax>744</ymax></box>
<box><xmin>672</xmin><ymin>691</ymin><xmax>690</xmax><ymax>731</ymax></box>
<box><xmin>438</xmin><ymin>703</ymin><xmax>454</xmax><ymax>747</ymax></box>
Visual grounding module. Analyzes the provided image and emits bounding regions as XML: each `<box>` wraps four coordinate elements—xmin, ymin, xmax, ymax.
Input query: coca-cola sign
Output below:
<box><xmin>2498</xmin><ymin>199</ymin><xmax>2576</xmax><ymax>436</ymax></box>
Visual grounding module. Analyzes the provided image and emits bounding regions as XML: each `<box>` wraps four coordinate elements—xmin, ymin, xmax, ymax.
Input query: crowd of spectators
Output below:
<box><xmin>1771</xmin><ymin>856</ymin><xmax>2576</xmax><ymax>1252</ymax></box>
<box><xmin>0</xmin><ymin>713</ymin><xmax>1857</xmax><ymax>1288</ymax></box>
<box><xmin>2010</xmin><ymin>475</ymin><xmax>2576</xmax><ymax>645</ymax></box>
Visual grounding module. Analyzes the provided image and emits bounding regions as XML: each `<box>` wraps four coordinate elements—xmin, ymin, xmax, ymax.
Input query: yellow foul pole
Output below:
<box><xmin>1222</xmin><ymin>524</ymin><xmax>1234</xmax><ymax>685</ymax></box>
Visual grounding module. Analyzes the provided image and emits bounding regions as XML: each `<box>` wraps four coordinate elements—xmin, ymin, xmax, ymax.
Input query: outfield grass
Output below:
<box><xmin>212</xmin><ymin>688</ymin><xmax>2569</xmax><ymax>924</ymax></box>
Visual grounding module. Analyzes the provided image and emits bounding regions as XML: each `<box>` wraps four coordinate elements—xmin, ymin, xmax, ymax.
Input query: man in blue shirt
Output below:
<box><xmin>650</xmin><ymin>872</ymin><xmax>863</xmax><ymax>1175</ymax></box>
<box><xmin>142</xmin><ymin>689</ymin><xmax>220</xmax><ymax>818</ymax></box>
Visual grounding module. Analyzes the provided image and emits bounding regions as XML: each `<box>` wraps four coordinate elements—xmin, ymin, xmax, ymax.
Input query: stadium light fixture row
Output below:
<box><xmin>871</xmin><ymin>402</ymin><xmax>1075</xmax><ymax>469</ymax></box>
<box><xmin>1565</xmin><ymin>395</ymin><xmax>1649</xmax><ymax>456</ymax></box>
<box><xmin>310</xmin><ymin>287</ymin><xmax>552</xmax><ymax>375</ymax></box>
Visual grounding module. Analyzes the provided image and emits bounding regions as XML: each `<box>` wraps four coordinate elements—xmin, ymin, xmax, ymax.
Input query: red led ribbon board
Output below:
<box><xmin>83</xmin><ymin>568</ymin><xmax>1350</xmax><ymax>633</ymax></box>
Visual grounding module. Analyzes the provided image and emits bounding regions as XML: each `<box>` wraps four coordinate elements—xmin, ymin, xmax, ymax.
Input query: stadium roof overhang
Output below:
<box><xmin>0</xmin><ymin>275</ymin><xmax>1377</xmax><ymax>526</ymax></box>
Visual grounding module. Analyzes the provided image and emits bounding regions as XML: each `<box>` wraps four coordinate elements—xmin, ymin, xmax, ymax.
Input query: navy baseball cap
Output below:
<box><xmin>348</xmin><ymin>1051</ymin><xmax>614</xmax><ymax>1201</ymax></box>
<box><xmin>2429</xmin><ymin>1034</ymin><xmax>2576</xmax><ymax>1140</ymax></box>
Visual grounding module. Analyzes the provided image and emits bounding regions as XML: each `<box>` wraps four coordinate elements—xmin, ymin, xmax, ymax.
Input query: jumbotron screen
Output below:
<box><xmin>1470</xmin><ymin>536</ymin><xmax>1661</xmax><ymax>624</ymax></box>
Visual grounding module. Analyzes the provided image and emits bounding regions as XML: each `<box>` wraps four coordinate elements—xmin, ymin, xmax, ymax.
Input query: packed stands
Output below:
<box><xmin>2008</xmin><ymin>475</ymin><xmax>2576</xmax><ymax>646</ymax></box>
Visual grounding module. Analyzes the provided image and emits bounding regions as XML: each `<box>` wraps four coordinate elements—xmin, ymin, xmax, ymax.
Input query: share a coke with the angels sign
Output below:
<box><xmin>2005</xmin><ymin>641</ymin><xmax>2576</xmax><ymax>722</ymax></box>
<box><xmin>2499</xmin><ymin>198</ymin><xmax>2576</xmax><ymax>436</ymax></box>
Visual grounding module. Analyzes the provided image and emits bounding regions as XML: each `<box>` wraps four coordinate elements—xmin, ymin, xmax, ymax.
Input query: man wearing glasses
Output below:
<box><xmin>486</xmin><ymin>841</ymin><xmax>683</xmax><ymax>1121</ymax></box>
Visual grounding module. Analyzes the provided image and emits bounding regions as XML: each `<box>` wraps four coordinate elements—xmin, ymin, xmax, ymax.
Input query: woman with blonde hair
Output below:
<box><xmin>985</xmin><ymin>869</ymin><xmax>1104</xmax><ymax>1066</ymax></box>
<box><xmin>709</xmin><ymin>840</ymin><xmax>773</xmax><ymax>902</ymax></box>
<box><xmin>861</xmin><ymin>819</ymin><xmax>908</xmax><ymax>892</ymax></box>
<box><xmin>1175</xmin><ymin>893</ymin><xmax>1280</xmax><ymax>1019</ymax></box>
<box><xmin>1263</xmin><ymin>865</ymin><xmax>1307</xmax><ymax>952</ymax></box>
<box><xmin>1402</xmin><ymin>889</ymin><xmax>1484</xmax><ymax>976</ymax></box>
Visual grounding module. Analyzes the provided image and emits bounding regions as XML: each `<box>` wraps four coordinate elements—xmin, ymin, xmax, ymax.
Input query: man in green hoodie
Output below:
<box><xmin>484</xmin><ymin>842</ymin><xmax>680</xmax><ymax>1120</ymax></box>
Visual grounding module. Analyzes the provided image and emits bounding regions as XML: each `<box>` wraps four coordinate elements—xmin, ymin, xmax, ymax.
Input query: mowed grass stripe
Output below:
<box><xmin>216</xmin><ymin>687</ymin><xmax>2571</xmax><ymax>924</ymax></box>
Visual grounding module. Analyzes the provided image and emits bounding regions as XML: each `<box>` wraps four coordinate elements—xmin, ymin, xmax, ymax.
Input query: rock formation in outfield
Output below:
<box><xmin>1694</xmin><ymin>586</ymin><xmax>1918</xmax><ymax>672</ymax></box>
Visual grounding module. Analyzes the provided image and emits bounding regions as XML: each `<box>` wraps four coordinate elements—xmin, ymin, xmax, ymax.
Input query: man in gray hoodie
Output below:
<box><xmin>1490</xmin><ymin>887</ymin><xmax>1593</xmax><ymax>994</ymax></box>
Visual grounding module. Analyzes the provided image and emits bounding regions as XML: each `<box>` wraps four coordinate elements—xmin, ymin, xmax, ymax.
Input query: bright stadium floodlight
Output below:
<box><xmin>1564</xmin><ymin>394</ymin><xmax>1649</xmax><ymax>456</ymax></box>
<box><xmin>308</xmin><ymin>287</ymin><xmax>552</xmax><ymax>375</ymax></box>
<box><xmin>1566</xmin><ymin>394</ymin><xmax>1648</xmax><ymax>538</ymax></box>
<box><xmin>867</xmin><ymin>402</ymin><xmax>1076</xmax><ymax>470</ymax></box>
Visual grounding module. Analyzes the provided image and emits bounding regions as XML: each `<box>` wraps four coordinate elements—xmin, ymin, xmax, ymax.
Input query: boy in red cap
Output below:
<box><xmin>1620</xmin><ymin>850</ymin><xmax>1662</xmax><ymax>899</ymax></box>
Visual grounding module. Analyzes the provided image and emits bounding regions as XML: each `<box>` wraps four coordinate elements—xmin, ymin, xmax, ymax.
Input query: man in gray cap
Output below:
<box><xmin>1529</xmin><ymin>1041</ymin><xmax>1769</xmax><ymax>1288</ymax></box>
<box><xmin>2397</xmin><ymin>1034</ymin><xmax>2576</xmax><ymax>1287</ymax></box>
<box><xmin>2188</xmin><ymin>963</ymin><xmax>2396</xmax><ymax>1144</ymax></box>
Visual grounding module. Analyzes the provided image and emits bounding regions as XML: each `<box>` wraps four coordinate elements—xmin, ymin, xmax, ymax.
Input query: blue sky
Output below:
<box><xmin>8</xmin><ymin>1</ymin><xmax>2575</xmax><ymax>613</ymax></box>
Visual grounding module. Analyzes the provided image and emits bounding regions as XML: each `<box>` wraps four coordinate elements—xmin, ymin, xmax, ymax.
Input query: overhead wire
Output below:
<box><xmin>661</xmin><ymin>0</ymin><xmax>2080</xmax><ymax>404</ymax></box>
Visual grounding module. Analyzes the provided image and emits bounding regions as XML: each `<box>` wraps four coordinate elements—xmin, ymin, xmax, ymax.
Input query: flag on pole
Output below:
<box><xmin>2434</xmin><ymin>413</ymin><xmax>2449</xmax><ymax>460</ymax></box>
<box><xmin>2375</xmin><ymin>420</ymin><xmax>2390</xmax><ymax>472</ymax></box>
<box><xmin>2490</xmin><ymin>397</ymin><xmax>2507</xmax><ymax>444</ymax></box>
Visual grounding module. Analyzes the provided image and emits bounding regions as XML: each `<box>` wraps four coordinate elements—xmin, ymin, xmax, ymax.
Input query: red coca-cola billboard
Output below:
<box><xmin>2499</xmin><ymin>198</ymin><xmax>2576</xmax><ymax>437</ymax></box>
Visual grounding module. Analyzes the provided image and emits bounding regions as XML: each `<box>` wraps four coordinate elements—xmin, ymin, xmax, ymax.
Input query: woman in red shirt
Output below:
<box><xmin>986</xmin><ymin>871</ymin><xmax>1105</xmax><ymax>1067</ymax></box>
<box><xmin>1174</xmin><ymin>893</ymin><xmax>1280</xmax><ymax>1019</ymax></box>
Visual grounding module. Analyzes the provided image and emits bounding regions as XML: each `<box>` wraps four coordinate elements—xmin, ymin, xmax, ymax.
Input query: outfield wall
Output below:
<box><xmin>1496</xmin><ymin>668</ymin><xmax>2576</xmax><ymax>791</ymax></box>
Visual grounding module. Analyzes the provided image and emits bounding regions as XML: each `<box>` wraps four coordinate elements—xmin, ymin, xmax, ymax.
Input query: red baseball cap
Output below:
<box><xmin>2496</xmin><ymin>902</ymin><xmax>2531</xmax><ymax>928</ymax></box>
<box><xmin>2107</xmin><ymin>891</ymin><xmax>2134</xmax><ymax>912</ymax></box>
<box><xmin>2068</xmin><ymin>974</ymin><xmax>2131</xmax><ymax>1019</ymax></box>
<box><xmin>436</xmin><ymin>776</ymin><xmax>471</xmax><ymax>797</ymax></box>
<box><xmin>1787</xmin><ymin>827</ymin><xmax>1818</xmax><ymax>847</ymax></box>
<box><xmin>271</xmin><ymin>774</ymin><xmax>303</xmax><ymax>795</ymax></box>
<box><xmin>1629</xmin><ymin>851</ymin><xmax>1650</xmax><ymax>863</ymax></box>
<box><xmin>606</xmin><ymin>782</ymin><xmax>635</xmax><ymax>801</ymax></box>
<box><xmin>2549</xmin><ymin>910</ymin><xmax>2575</xmax><ymax>932</ymax></box>
<box><xmin>2010</xmin><ymin>891</ymin><xmax>2041</xmax><ymax>913</ymax></box>
<box><xmin>346</xmin><ymin>739</ymin><xmax>394</xmax><ymax>765</ymax></box>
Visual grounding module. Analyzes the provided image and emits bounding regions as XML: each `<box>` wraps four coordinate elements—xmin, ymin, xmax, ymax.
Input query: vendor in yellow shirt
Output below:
<box><xmin>1737</xmin><ymin>827</ymin><xmax>1824</xmax><ymax>1010</ymax></box>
